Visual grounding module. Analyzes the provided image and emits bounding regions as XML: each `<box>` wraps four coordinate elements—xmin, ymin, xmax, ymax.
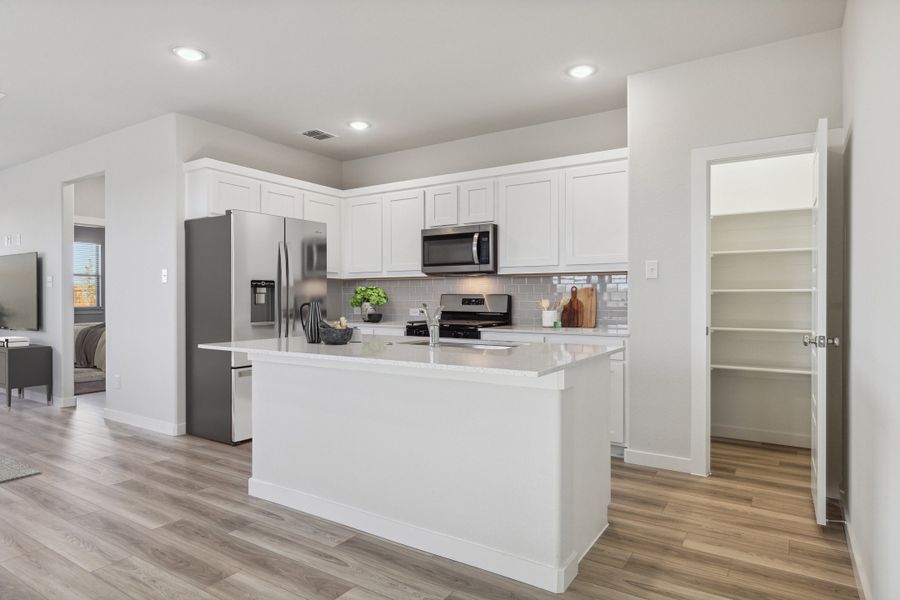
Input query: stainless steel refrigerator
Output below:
<box><xmin>185</xmin><ymin>210</ymin><xmax>327</xmax><ymax>444</ymax></box>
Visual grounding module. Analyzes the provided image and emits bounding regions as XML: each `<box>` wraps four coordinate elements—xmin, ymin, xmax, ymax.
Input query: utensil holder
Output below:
<box><xmin>542</xmin><ymin>310</ymin><xmax>558</xmax><ymax>327</ymax></box>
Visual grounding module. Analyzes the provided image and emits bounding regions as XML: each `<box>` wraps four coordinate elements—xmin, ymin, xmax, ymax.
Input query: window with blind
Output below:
<box><xmin>73</xmin><ymin>240</ymin><xmax>102</xmax><ymax>309</ymax></box>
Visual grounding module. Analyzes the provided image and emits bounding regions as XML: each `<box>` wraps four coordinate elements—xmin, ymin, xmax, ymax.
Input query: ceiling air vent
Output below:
<box><xmin>301</xmin><ymin>129</ymin><xmax>337</xmax><ymax>141</ymax></box>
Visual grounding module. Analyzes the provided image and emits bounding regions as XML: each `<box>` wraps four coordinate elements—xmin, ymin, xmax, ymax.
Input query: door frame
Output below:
<box><xmin>689</xmin><ymin>132</ymin><xmax>817</xmax><ymax>476</ymax></box>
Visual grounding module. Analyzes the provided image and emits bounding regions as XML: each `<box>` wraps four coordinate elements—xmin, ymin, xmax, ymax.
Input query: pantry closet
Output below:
<box><xmin>709</xmin><ymin>154</ymin><xmax>815</xmax><ymax>448</ymax></box>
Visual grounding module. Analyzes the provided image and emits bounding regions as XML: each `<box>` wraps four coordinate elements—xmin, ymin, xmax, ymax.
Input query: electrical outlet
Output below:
<box><xmin>160</xmin><ymin>268</ymin><xmax>168</xmax><ymax>284</ymax></box>
<box><xmin>409</xmin><ymin>308</ymin><xmax>421</xmax><ymax>317</ymax></box>
<box><xmin>45</xmin><ymin>275</ymin><xmax>53</xmax><ymax>288</ymax></box>
<box><xmin>111</xmin><ymin>374</ymin><xmax>122</xmax><ymax>389</ymax></box>
<box><xmin>644</xmin><ymin>259</ymin><xmax>659</xmax><ymax>280</ymax></box>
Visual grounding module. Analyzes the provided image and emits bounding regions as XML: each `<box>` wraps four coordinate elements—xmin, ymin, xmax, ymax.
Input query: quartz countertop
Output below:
<box><xmin>200</xmin><ymin>335</ymin><xmax>622</xmax><ymax>378</ymax></box>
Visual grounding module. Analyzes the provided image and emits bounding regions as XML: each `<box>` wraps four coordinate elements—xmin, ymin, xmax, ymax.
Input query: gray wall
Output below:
<box><xmin>626</xmin><ymin>29</ymin><xmax>843</xmax><ymax>465</ymax></box>
<box><xmin>339</xmin><ymin>274</ymin><xmax>628</xmax><ymax>330</ymax></box>
<box><xmin>175</xmin><ymin>114</ymin><xmax>343</xmax><ymax>188</ymax></box>
<box><xmin>842</xmin><ymin>1</ymin><xmax>900</xmax><ymax>597</ymax></box>
<box><xmin>341</xmin><ymin>109</ymin><xmax>627</xmax><ymax>188</ymax></box>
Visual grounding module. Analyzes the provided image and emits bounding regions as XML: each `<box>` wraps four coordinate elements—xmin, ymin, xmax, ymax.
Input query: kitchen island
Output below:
<box><xmin>199</xmin><ymin>335</ymin><xmax>619</xmax><ymax>592</ymax></box>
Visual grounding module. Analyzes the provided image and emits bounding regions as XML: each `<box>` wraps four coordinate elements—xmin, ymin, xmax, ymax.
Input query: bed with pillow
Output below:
<box><xmin>74</xmin><ymin>322</ymin><xmax>106</xmax><ymax>395</ymax></box>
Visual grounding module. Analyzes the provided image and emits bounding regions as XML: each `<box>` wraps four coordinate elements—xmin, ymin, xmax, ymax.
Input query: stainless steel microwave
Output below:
<box><xmin>421</xmin><ymin>224</ymin><xmax>497</xmax><ymax>275</ymax></box>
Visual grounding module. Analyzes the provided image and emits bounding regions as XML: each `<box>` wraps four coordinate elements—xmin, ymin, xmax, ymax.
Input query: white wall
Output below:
<box><xmin>73</xmin><ymin>175</ymin><xmax>105</xmax><ymax>221</ymax></box>
<box><xmin>0</xmin><ymin>115</ymin><xmax>182</xmax><ymax>431</ymax></box>
<box><xmin>710</xmin><ymin>153</ymin><xmax>815</xmax><ymax>215</ymax></box>
<box><xmin>841</xmin><ymin>1</ymin><xmax>900</xmax><ymax>597</ymax></box>
<box><xmin>625</xmin><ymin>29</ymin><xmax>842</xmax><ymax>469</ymax></box>
<box><xmin>341</xmin><ymin>109</ymin><xmax>627</xmax><ymax>188</ymax></box>
<box><xmin>0</xmin><ymin>113</ymin><xmax>343</xmax><ymax>433</ymax></box>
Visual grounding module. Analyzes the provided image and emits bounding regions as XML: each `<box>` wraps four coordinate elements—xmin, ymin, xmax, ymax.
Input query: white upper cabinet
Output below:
<box><xmin>345</xmin><ymin>195</ymin><xmax>383</xmax><ymax>276</ymax></box>
<box><xmin>303</xmin><ymin>192</ymin><xmax>342</xmax><ymax>277</ymax></box>
<box><xmin>498</xmin><ymin>171</ymin><xmax>560</xmax><ymax>269</ymax></box>
<box><xmin>383</xmin><ymin>190</ymin><xmax>425</xmax><ymax>273</ymax></box>
<box><xmin>563</xmin><ymin>161</ymin><xmax>628</xmax><ymax>267</ymax></box>
<box><xmin>260</xmin><ymin>182</ymin><xmax>303</xmax><ymax>219</ymax></box>
<box><xmin>210</xmin><ymin>172</ymin><xmax>260</xmax><ymax>215</ymax></box>
<box><xmin>459</xmin><ymin>179</ymin><xmax>495</xmax><ymax>224</ymax></box>
<box><xmin>425</xmin><ymin>185</ymin><xmax>459</xmax><ymax>228</ymax></box>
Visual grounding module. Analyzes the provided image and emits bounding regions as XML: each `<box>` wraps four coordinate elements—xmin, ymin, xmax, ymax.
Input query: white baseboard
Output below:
<box><xmin>711</xmin><ymin>424</ymin><xmax>810</xmax><ymax>448</ymax></box>
<box><xmin>844</xmin><ymin>520</ymin><xmax>872</xmax><ymax>600</ymax></box>
<box><xmin>103</xmin><ymin>408</ymin><xmax>185</xmax><ymax>436</ymax></box>
<box><xmin>249</xmin><ymin>477</ymin><xmax>593</xmax><ymax>593</ymax></box>
<box><xmin>624</xmin><ymin>448</ymin><xmax>702</xmax><ymax>475</ymax></box>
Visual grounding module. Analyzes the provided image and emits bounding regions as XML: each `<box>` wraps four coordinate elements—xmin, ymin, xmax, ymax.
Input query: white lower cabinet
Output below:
<box><xmin>383</xmin><ymin>190</ymin><xmax>425</xmax><ymax>274</ymax></box>
<box><xmin>345</xmin><ymin>195</ymin><xmax>384</xmax><ymax>276</ymax></box>
<box><xmin>480</xmin><ymin>331</ymin><xmax>627</xmax><ymax>447</ymax></box>
<box><xmin>303</xmin><ymin>192</ymin><xmax>342</xmax><ymax>277</ymax></box>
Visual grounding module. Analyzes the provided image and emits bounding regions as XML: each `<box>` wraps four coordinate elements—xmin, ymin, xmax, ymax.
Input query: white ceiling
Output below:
<box><xmin>0</xmin><ymin>0</ymin><xmax>845</xmax><ymax>170</ymax></box>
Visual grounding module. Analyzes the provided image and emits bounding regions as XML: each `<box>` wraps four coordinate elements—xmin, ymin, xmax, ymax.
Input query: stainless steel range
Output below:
<box><xmin>405</xmin><ymin>294</ymin><xmax>512</xmax><ymax>340</ymax></box>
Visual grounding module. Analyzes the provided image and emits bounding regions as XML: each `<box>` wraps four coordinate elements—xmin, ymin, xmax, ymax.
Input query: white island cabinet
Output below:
<box><xmin>200</xmin><ymin>335</ymin><xmax>616</xmax><ymax>593</ymax></box>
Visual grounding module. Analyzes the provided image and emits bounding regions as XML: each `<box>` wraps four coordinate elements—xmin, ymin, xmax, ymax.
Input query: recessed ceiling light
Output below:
<box><xmin>172</xmin><ymin>46</ymin><xmax>207</xmax><ymax>62</ymax></box>
<box><xmin>348</xmin><ymin>120</ymin><xmax>371</xmax><ymax>131</ymax></box>
<box><xmin>566</xmin><ymin>64</ymin><xmax>596</xmax><ymax>79</ymax></box>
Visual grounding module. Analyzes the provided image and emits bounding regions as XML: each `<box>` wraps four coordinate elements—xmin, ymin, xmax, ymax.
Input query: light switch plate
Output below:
<box><xmin>46</xmin><ymin>275</ymin><xmax>53</xmax><ymax>288</ymax></box>
<box><xmin>161</xmin><ymin>268</ymin><xmax>168</xmax><ymax>284</ymax></box>
<box><xmin>645</xmin><ymin>259</ymin><xmax>659</xmax><ymax>279</ymax></box>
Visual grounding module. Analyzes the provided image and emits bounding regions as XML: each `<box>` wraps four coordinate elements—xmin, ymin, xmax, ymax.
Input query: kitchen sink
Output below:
<box><xmin>399</xmin><ymin>340</ymin><xmax>518</xmax><ymax>350</ymax></box>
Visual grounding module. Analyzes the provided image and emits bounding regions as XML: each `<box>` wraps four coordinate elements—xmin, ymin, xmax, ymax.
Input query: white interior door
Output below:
<box><xmin>807</xmin><ymin>117</ymin><xmax>829</xmax><ymax>525</ymax></box>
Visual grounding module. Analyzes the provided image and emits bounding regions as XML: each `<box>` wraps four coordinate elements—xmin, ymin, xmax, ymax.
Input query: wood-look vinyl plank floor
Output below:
<box><xmin>0</xmin><ymin>400</ymin><xmax>858</xmax><ymax>600</ymax></box>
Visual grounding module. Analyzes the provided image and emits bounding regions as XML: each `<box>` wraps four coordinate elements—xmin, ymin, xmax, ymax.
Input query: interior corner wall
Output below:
<box><xmin>174</xmin><ymin>115</ymin><xmax>343</xmax><ymax>188</ymax></box>
<box><xmin>340</xmin><ymin>109</ymin><xmax>627</xmax><ymax>188</ymax></box>
<box><xmin>0</xmin><ymin>114</ymin><xmax>182</xmax><ymax>432</ymax></box>
<box><xmin>841</xmin><ymin>1</ymin><xmax>900</xmax><ymax>597</ymax></box>
<box><xmin>625</xmin><ymin>29</ymin><xmax>843</xmax><ymax>467</ymax></box>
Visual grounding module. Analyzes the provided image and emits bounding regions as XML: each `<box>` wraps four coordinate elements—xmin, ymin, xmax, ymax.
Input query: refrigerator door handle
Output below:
<box><xmin>285</xmin><ymin>241</ymin><xmax>294</xmax><ymax>336</ymax></box>
<box><xmin>276</xmin><ymin>241</ymin><xmax>285</xmax><ymax>338</ymax></box>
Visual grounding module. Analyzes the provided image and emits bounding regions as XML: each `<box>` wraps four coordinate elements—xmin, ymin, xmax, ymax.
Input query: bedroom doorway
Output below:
<box><xmin>72</xmin><ymin>175</ymin><xmax>107</xmax><ymax>410</ymax></box>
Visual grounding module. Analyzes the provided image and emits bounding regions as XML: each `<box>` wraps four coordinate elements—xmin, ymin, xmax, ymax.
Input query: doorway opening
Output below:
<box><xmin>71</xmin><ymin>175</ymin><xmax>107</xmax><ymax>411</ymax></box>
<box><xmin>690</xmin><ymin>121</ymin><xmax>841</xmax><ymax>526</ymax></box>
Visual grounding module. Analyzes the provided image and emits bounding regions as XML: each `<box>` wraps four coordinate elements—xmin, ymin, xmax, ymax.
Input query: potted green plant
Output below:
<box><xmin>350</xmin><ymin>286</ymin><xmax>388</xmax><ymax>322</ymax></box>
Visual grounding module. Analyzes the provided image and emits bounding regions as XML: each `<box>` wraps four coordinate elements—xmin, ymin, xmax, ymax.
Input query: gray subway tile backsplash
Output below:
<box><xmin>338</xmin><ymin>273</ymin><xmax>628</xmax><ymax>329</ymax></box>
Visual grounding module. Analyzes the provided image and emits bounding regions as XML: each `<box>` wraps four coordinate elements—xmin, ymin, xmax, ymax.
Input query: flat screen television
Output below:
<box><xmin>0</xmin><ymin>252</ymin><xmax>40</xmax><ymax>331</ymax></box>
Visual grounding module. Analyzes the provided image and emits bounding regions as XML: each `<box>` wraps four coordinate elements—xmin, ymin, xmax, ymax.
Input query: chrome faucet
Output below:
<box><xmin>421</xmin><ymin>303</ymin><xmax>444</xmax><ymax>347</ymax></box>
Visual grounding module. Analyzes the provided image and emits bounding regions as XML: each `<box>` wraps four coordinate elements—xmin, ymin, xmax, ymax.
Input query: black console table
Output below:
<box><xmin>0</xmin><ymin>345</ymin><xmax>53</xmax><ymax>407</ymax></box>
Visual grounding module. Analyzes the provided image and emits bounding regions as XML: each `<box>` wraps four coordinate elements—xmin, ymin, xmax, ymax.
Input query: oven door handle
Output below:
<box><xmin>472</xmin><ymin>232</ymin><xmax>480</xmax><ymax>264</ymax></box>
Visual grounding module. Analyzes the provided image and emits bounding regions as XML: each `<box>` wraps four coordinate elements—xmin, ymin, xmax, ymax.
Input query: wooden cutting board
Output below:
<box><xmin>576</xmin><ymin>287</ymin><xmax>597</xmax><ymax>328</ymax></box>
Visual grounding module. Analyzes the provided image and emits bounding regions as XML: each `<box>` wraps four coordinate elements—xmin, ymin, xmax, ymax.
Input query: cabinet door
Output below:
<box><xmin>609</xmin><ymin>361</ymin><xmax>625</xmax><ymax>444</ymax></box>
<box><xmin>210</xmin><ymin>172</ymin><xmax>260</xmax><ymax>214</ymax></box>
<box><xmin>498</xmin><ymin>171</ymin><xmax>560</xmax><ymax>268</ymax></box>
<box><xmin>304</xmin><ymin>192</ymin><xmax>342</xmax><ymax>277</ymax></box>
<box><xmin>345</xmin><ymin>195</ymin><xmax>383</xmax><ymax>275</ymax></box>
<box><xmin>459</xmin><ymin>179</ymin><xmax>495</xmax><ymax>224</ymax></box>
<box><xmin>384</xmin><ymin>190</ymin><xmax>425</xmax><ymax>273</ymax></box>
<box><xmin>425</xmin><ymin>185</ymin><xmax>459</xmax><ymax>228</ymax></box>
<box><xmin>260</xmin><ymin>182</ymin><xmax>303</xmax><ymax>219</ymax></box>
<box><xmin>564</xmin><ymin>162</ymin><xmax>628</xmax><ymax>266</ymax></box>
